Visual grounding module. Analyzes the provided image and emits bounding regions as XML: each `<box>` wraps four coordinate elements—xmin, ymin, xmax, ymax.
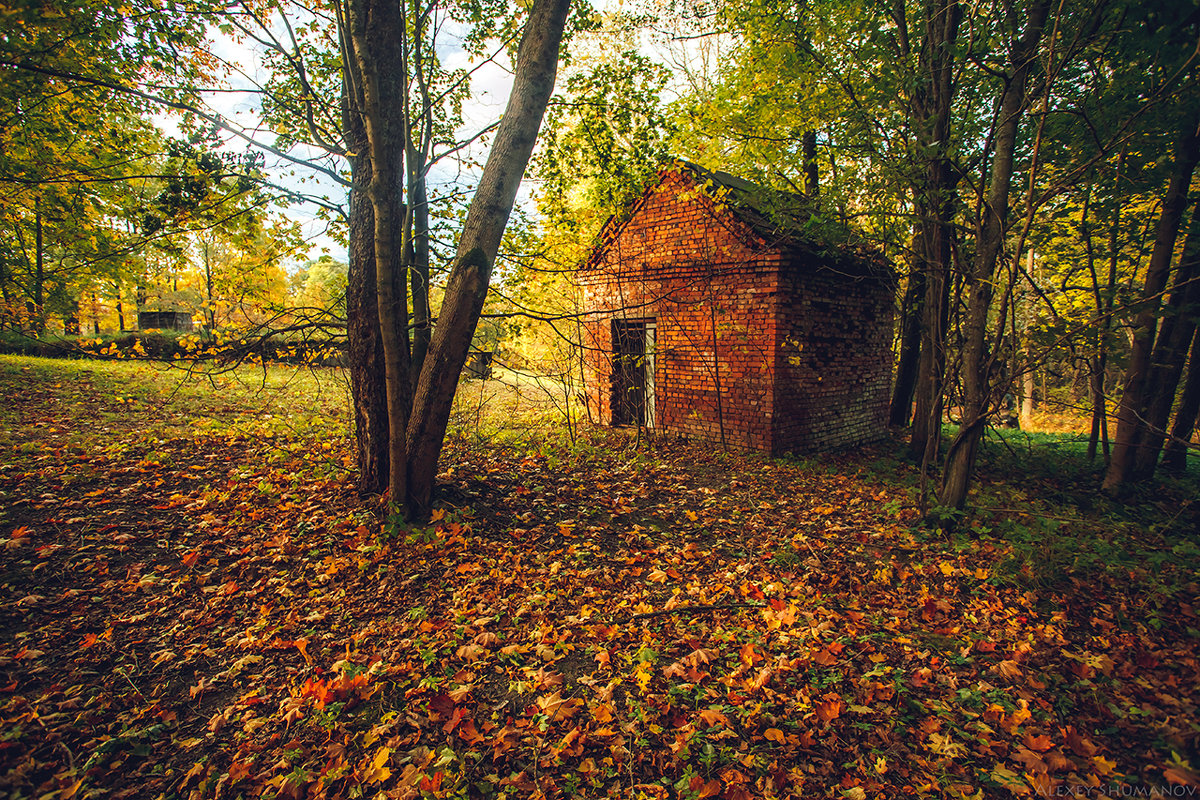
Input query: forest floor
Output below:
<box><xmin>1</xmin><ymin>354</ymin><xmax>1199</xmax><ymax>800</ymax></box>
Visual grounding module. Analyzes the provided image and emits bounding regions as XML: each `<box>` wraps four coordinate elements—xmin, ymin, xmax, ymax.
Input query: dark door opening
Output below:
<box><xmin>612</xmin><ymin>318</ymin><xmax>656</xmax><ymax>427</ymax></box>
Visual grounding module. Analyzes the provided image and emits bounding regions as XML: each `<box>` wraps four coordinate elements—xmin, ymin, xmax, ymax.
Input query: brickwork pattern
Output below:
<box><xmin>772</xmin><ymin>264</ymin><xmax>894</xmax><ymax>453</ymax></box>
<box><xmin>577</xmin><ymin>167</ymin><xmax>893</xmax><ymax>454</ymax></box>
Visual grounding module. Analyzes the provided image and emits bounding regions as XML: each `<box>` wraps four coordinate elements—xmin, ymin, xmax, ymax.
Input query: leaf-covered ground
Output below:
<box><xmin>1</xmin><ymin>355</ymin><xmax>1198</xmax><ymax>800</ymax></box>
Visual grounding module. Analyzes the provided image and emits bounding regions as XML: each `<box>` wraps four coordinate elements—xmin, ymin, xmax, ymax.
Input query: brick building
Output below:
<box><xmin>577</xmin><ymin>162</ymin><xmax>894</xmax><ymax>454</ymax></box>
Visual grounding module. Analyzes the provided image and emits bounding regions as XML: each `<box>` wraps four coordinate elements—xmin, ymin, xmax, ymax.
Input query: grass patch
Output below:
<box><xmin>0</xmin><ymin>354</ymin><xmax>353</xmax><ymax>454</ymax></box>
<box><xmin>939</xmin><ymin>423</ymin><xmax>1200</xmax><ymax>596</ymax></box>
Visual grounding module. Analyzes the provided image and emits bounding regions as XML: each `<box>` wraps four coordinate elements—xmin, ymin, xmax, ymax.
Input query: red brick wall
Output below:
<box><xmin>577</xmin><ymin>168</ymin><xmax>893</xmax><ymax>454</ymax></box>
<box><xmin>578</xmin><ymin>170</ymin><xmax>782</xmax><ymax>451</ymax></box>
<box><xmin>772</xmin><ymin>261</ymin><xmax>894</xmax><ymax>453</ymax></box>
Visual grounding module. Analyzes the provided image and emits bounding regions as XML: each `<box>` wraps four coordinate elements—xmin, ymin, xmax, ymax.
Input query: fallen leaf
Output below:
<box><xmin>360</xmin><ymin>746</ymin><xmax>392</xmax><ymax>784</ymax></box>
<box><xmin>815</xmin><ymin>694</ymin><xmax>843</xmax><ymax>724</ymax></box>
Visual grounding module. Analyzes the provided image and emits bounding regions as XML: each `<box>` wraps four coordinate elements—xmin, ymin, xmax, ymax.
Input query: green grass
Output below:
<box><xmin>0</xmin><ymin>354</ymin><xmax>353</xmax><ymax>453</ymax></box>
<box><xmin>0</xmin><ymin>353</ymin><xmax>593</xmax><ymax>463</ymax></box>
<box><xmin>449</xmin><ymin>368</ymin><xmax>588</xmax><ymax>448</ymax></box>
<box><xmin>954</xmin><ymin>423</ymin><xmax>1200</xmax><ymax>596</ymax></box>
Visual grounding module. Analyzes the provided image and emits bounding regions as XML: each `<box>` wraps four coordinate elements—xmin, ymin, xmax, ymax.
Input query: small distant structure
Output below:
<box><xmin>137</xmin><ymin>311</ymin><xmax>194</xmax><ymax>332</ymax></box>
<box><xmin>577</xmin><ymin>161</ymin><xmax>895</xmax><ymax>454</ymax></box>
<box><xmin>464</xmin><ymin>350</ymin><xmax>493</xmax><ymax>379</ymax></box>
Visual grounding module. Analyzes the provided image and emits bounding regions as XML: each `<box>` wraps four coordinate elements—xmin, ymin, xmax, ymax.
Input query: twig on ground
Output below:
<box><xmin>613</xmin><ymin>602</ymin><xmax>765</xmax><ymax>623</ymax></box>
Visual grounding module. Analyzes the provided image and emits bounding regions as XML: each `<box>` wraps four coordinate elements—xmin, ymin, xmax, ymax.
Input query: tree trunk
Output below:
<box><xmin>0</xmin><ymin>249</ymin><xmax>10</xmax><ymax>306</ymax></box>
<box><xmin>889</xmin><ymin>246</ymin><xmax>924</xmax><ymax>427</ymax></box>
<box><xmin>404</xmin><ymin>0</ymin><xmax>571</xmax><ymax>518</ymax></box>
<box><xmin>906</xmin><ymin>0</ymin><xmax>960</xmax><ymax>466</ymax></box>
<box><xmin>940</xmin><ymin>0</ymin><xmax>1049</xmax><ymax>511</ymax></box>
<box><xmin>1131</xmin><ymin>196</ymin><xmax>1200</xmax><ymax>478</ymax></box>
<box><xmin>32</xmin><ymin>195</ymin><xmax>45</xmax><ymax>335</ymax></box>
<box><xmin>1161</xmin><ymin>327</ymin><xmax>1200</xmax><ymax>474</ymax></box>
<box><xmin>342</xmin><ymin>47</ymin><xmax>389</xmax><ymax>495</ymax></box>
<box><xmin>1021</xmin><ymin>365</ymin><xmax>1035</xmax><ymax>425</ymax></box>
<box><xmin>909</xmin><ymin>198</ymin><xmax>953</xmax><ymax>465</ymax></box>
<box><xmin>1019</xmin><ymin>251</ymin><xmax>1036</xmax><ymax>429</ymax></box>
<box><xmin>802</xmin><ymin>129</ymin><xmax>819</xmax><ymax>197</ymax></box>
<box><xmin>345</xmin><ymin>0</ymin><xmax>413</xmax><ymax>505</ymax></box>
<box><xmin>408</xmin><ymin>151</ymin><xmax>432</xmax><ymax>389</ymax></box>
<box><xmin>1087</xmin><ymin>352</ymin><xmax>1109</xmax><ymax>461</ymax></box>
<box><xmin>1103</xmin><ymin>111</ymin><xmax>1200</xmax><ymax>493</ymax></box>
<box><xmin>1085</xmin><ymin>161</ymin><xmax>1123</xmax><ymax>463</ymax></box>
<box><xmin>401</xmin><ymin>3</ymin><xmax>430</xmax><ymax>394</ymax></box>
<box><xmin>203</xmin><ymin>239</ymin><xmax>216</xmax><ymax>329</ymax></box>
<box><xmin>346</xmin><ymin>155</ymin><xmax>391</xmax><ymax>494</ymax></box>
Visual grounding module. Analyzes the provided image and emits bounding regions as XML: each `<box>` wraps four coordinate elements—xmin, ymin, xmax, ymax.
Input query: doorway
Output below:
<box><xmin>612</xmin><ymin>318</ymin><xmax>656</xmax><ymax>428</ymax></box>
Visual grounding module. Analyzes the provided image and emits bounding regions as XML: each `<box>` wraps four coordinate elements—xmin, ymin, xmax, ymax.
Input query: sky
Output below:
<box><xmin>177</xmin><ymin>0</ymin><xmax>715</xmax><ymax>270</ymax></box>
<box><xmin>177</xmin><ymin>7</ymin><xmax>525</xmax><ymax>268</ymax></box>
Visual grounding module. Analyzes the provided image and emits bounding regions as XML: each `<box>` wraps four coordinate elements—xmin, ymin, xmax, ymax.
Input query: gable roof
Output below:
<box><xmin>678</xmin><ymin>161</ymin><xmax>822</xmax><ymax>247</ymax></box>
<box><xmin>582</xmin><ymin>160</ymin><xmax>886</xmax><ymax>277</ymax></box>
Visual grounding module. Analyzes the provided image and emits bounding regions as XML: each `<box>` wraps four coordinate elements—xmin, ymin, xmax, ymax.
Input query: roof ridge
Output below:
<box><xmin>580</xmin><ymin>160</ymin><xmax>889</xmax><ymax>278</ymax></box>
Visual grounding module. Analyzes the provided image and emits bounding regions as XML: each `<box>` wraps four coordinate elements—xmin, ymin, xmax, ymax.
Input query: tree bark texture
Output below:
<box><xmin>341</xmin><ymin>26</ymin><xmax>389</xmax><ymax>495</ymax></box>
<box><xmin>345</xmin><ymin>151</ymin><xmax>390</xmax><ymax>494</ymax></box>
<box><xmin>345</xmin><ymin>0</ymin><xmax>413</xmax><ymax>505</ymax></box>
<box><xmin>408</xmin><ymin>153</ymin><xmax>432</xmax><ymax>389</ymax></box>
<box><xmin>939</xmin><ymin>0</ymin><xmax>1049</xmax><ymax>511</ymax></box>
<box><xmin>1021</xmin><ymin>364</ymin><xmax>1035</xmax><ymax>425</ymax></box>
<box><xmin>404</xmin><ymin>0</ymin><xmax>571</xmax><ymax>518</ymax></box>
<box><xmin>909</xmin><ymin>196</ymin><xmax>954</xmax><ymax>465</ymax></box>
<box><xmin>1161</xmin><ymin>328</ymin><xmax>1200</xmax><ymax>474</ymax></box>
<box><xmin>1102</xmin><ymin>111</ymin><xmax>1200</xmax><ymax>493</ymax></box>
<box><xmin>907</xmin><ymin>0</ymin><xmax>960</xmax><ymax>466</ymax></box>
<box><xmin>1131</xmin><ymin>197</ymin><xmax>1200</xmax><ymax>478</ymax></box>
<box><xmin>889</xmin><ymin>248</ymin><xmax>924</xmax><ymax>427</ymax></box>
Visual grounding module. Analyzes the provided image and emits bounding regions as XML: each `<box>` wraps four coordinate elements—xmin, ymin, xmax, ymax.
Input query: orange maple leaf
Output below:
<box><xmin>815</xmin><ymin>694</ymin><xmax>843</xmax><ymax>724</ymax></box>
<box><xmin>739</xmin><ymin>642</ymin><xmax>762</xmax><ymax>667</ymax></box>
